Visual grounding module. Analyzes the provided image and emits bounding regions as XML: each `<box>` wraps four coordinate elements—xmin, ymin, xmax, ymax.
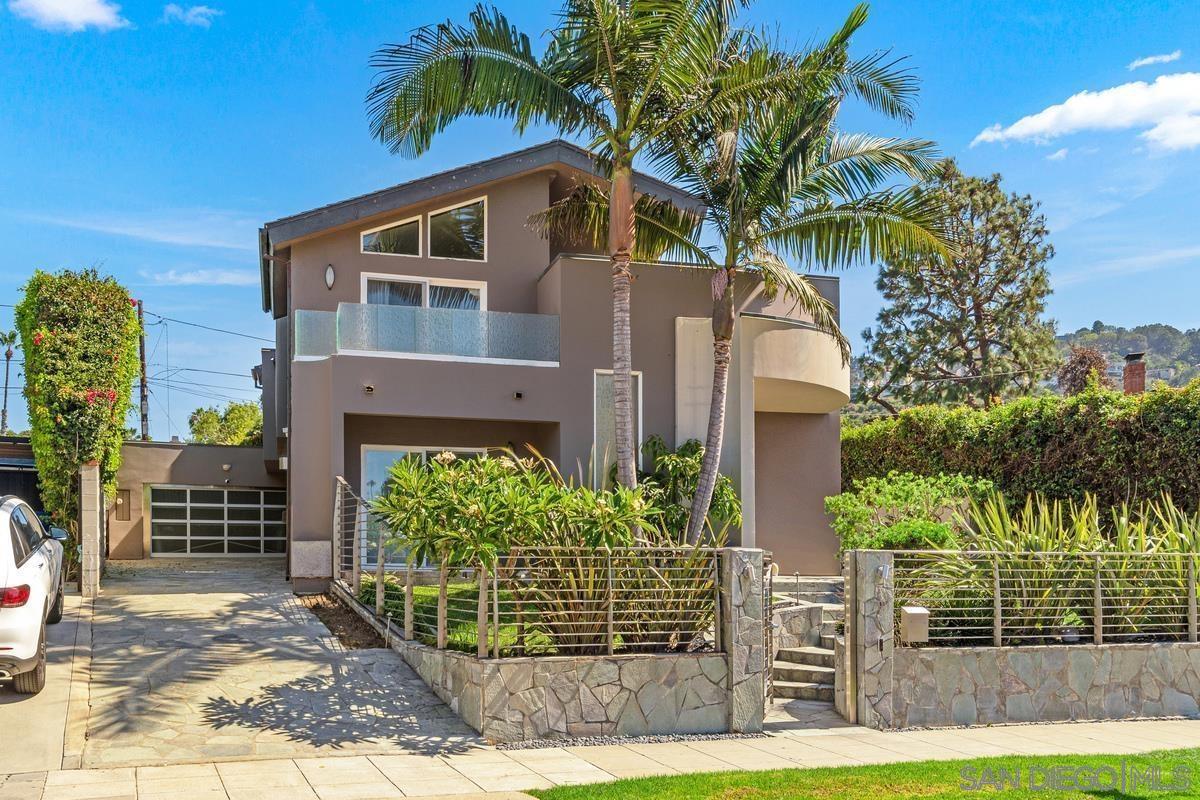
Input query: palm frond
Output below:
<box><xmin>760</xmin><ymin>186</ymin><xmax>956</xmax><ymax>269</ymax></box>
<box><xmin>835</xmin><ymin>49</ymin><xmax>920</xmax><ymax>123</ymax></box>
<box><xmin>366</xmin><ymin>4</ymin><xmax>605</xmax><ymax>157</ymax></box>
<box><xmin>797</xmin><ymin>134</ymin><xmax>942</xmax><ymax>201</ymax></box>
<box><xmin>527</xmin><ymin>183</ymin><xmax>712</xmax><ymax>264</ymax></box>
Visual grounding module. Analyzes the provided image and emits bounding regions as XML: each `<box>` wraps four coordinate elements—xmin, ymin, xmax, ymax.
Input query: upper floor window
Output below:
<box><xmin>362</xmin><ymin>216</ymin><xmax>420</xmax><ymax>257</ymax></box>
<box><xmin>429</xmin><ymin>198</ymin><xmax>486</xmax><ymax>261</ymax></box>
<box><xmin>363</xmin><ymin>273</ymin><xmax>485</xmax><ymax>311</ymax></box>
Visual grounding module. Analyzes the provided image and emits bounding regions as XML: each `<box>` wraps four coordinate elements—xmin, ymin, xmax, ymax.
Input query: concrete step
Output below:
<box><xmin>819</xmin><ymin>620</ymin><xmax>843</xmax><ymax>637</ymax></box>
<box><xmin>776</xmin><ymin>646</ymin><xmax>836</xmax><ymax>668</ymax></box>
<box><xmin>819</xmin><ymin>633</ymin><xmax>837</xmax><ymax>650</ymax></box>
<box><xmin>773</xmin><ymin>660</ymin><xmax>835</xmax><ymax>685</ymax></box>
<box><xmin>773</xmin><ymin>680</ymin><xmax>834</xmax><ymax>702</ymax></box>
<box><xmin>773</xmin><ymin>576</ymin><xmax>845</xmax><ymax>606</ymax></box>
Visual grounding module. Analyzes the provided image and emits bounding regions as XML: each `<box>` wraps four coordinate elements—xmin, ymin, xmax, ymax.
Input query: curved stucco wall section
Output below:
<box><xmin>750</xmin><ymin>323</ymin><xmax>850</xmax><ymax>414</ymax></box>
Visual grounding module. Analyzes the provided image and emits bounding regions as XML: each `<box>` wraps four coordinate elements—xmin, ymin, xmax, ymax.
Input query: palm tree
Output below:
<box><xmin>0</xmin><ymin>330</ymin><xmax>15</xmax><ymax>435</ymax></box>
<box><xmin>366</xmin><ymin>0</ymin><xmax>819</xmax><ymax>488</ymax></box>
<box><xmin>646</xmin><ymin>12</ymin><xmax>956</xmax><ymax>543</ymax></box>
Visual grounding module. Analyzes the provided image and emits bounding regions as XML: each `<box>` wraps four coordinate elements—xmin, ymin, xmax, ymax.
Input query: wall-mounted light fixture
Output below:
<box><xmin>221</xmin><ymin>464</ymin><xmax>232</xmax><ymax>472</ymax></box>
<box><xmin>325</xmin><ymin>264</ymin><xmax>336</xmax><ymax>290</ymax></box>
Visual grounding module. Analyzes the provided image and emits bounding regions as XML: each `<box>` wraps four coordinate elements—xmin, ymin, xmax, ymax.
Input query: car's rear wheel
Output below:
<box><xmin>12</xmin><ymin>625</ymin><xmax>46</xmax><ymax>695</ymax></box>
<box><xmin>46</xmin><ymin>574</ymin><xmax>64</xmax><ymax>625</ymax></box>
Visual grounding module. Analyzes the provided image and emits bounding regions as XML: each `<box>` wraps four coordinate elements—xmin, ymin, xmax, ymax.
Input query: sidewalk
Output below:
<box><xmin>3</xmin><ymin>713</ymin><xmax>1198</xmax><ymax>799</ymax></box>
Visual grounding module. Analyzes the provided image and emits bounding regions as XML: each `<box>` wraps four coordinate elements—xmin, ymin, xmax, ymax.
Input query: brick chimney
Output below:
<box><xmin>1123</xmin><ymin>352</ymin><xmax>1146</xmax><ymax>395</ymax></box>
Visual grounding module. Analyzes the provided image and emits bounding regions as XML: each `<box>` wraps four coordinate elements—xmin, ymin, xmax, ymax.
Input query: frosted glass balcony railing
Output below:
<box><xmin>293</xmin><ymin>303</ymin><xmax>559</xmax><ymax>364</ymax></box>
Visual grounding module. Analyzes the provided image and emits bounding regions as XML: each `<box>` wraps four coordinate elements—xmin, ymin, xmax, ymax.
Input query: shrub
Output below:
<box><xmin>634</xmin><ymin>436</ymin><xmax>741</xmax><ymax>540</ymax></box>
<box><xmin>825</xmin><ymin>471</ymin><xmax>993</xmax><ymax>552</ymax></box>
<box><xmin>15</xmin><ymin>269</ymin><xmax>139</xmax><ymax>551</ymax></box>
<box><xmin>896</xmin><ymin>493</ymin><xmax>1200</xmax><ymax>645</ymax></box>
<box><xmin>841</xmin><ymin>381</ymin><xmax>1200</xmax><ymax>509</ymax></box>
<box><xmin>367</xmin><ymin>450</ymin><xmax>723</xmax><ymax>655</ymax></box>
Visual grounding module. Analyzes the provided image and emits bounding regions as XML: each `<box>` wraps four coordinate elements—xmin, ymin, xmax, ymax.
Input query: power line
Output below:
<box><xmin>157</xmin><ymin>367</ymin><xmax>255</xmax><ymax>380</ymax></box>
<box><xmin>142</xmin><ymin>311</ymin><xmax>272</xmax><ymax>343</ymax></box>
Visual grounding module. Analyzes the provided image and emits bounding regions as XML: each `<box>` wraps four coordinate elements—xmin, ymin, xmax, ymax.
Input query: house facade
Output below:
<box><xmin>258</xmin><ymin>140</ymin><xmax>850</xmax><ymax>591</ymax></box>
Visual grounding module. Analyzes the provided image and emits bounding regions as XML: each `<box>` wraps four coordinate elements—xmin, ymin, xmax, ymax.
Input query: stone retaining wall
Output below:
<box><xmin>843</xmin><ymin>550</ymin><xmax>1200</xmax><ymax>730</ymax></box>
<box><xmin>892</xmin><ymin>642</ymin><xmax>1200</xmax><ymax>728</ymax></box>
<box><xmin>332</xmin><ymin>548</ymin><xmax>766</xmax><ymax>742</ymax></box>
<box><xmin>772</xmin><ymin>602</ymin><xmax>823</xmax><ymax>654</ymax></box>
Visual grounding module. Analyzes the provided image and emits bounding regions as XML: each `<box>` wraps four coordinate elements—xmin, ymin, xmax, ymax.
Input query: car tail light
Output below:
<box><xmin>0</xmin><ymin>586</ymin><xmax>31</xmax><ymax>608</ymax></box>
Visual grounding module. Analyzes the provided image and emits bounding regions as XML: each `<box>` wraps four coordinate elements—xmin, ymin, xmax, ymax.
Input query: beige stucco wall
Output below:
<box><xmin>754</xmin><ymin>411</ymin><xmax>842</xmax><ymax>575</ymax></box>
<box><xmin>286</xmin><ymin>172</ymin><xmax>554</xmax><ymax>317</ymax></box>
<box><xmin>110</xmin><ymin>442</ymin><xmax>285</xmax><ymax>560</ymax></box>
<box><xmin>276</xmin><ymin>165</ymin><xmax>847</xmax><ymax>586</ymax></box>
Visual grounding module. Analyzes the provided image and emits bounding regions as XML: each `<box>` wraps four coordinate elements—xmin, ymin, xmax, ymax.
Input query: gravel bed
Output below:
<box><xmin>497</xmin><ymin>731</ymin><xmax>768</xmax><ymax>750</ymax></box>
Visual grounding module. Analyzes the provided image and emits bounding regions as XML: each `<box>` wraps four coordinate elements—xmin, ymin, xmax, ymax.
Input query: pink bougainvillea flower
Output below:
<box><xmin>107</xmin><ymin>388</ymin><xmax>117</xmax><ymax>402</ymax></box>
<box><xmin>129</xmin><ymin>298</ymin><xmax>137</xmax><ymax>306</ymax></box>
<box><xmin>33</xmin><ymin>332</ymin><xmax>43</xmax><ymax>346</ymax></box>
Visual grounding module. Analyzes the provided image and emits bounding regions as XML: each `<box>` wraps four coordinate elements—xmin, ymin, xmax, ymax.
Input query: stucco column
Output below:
<box><xmin>289</xmin><ymin>358</ymin><xmax>336</xmax><ymax>590</ymax></box>
<box><xmin>735</xmin><ymin>327</ymin><xmax>756</xmax><ymax>547</ymax></box>
<box><xmin>721</xmin><ymin>547</ymin><xmax>765</xmax><ymax>732</ymax></box>
<box><xmin>79</xmin><ymin>461</ymin><xmax>102</xmax><ymax>598</ymax></box>
<box><xmin>853</xmin><ymin>550</ymin><xmax>895</xmax><ymax>729</ymax></box>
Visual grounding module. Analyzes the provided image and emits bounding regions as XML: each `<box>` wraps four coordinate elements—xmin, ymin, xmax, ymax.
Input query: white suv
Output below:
<box><xmin>0</xmin><ymin>496</ymin><xmax>66</xmax><ymax>695</ymax></box>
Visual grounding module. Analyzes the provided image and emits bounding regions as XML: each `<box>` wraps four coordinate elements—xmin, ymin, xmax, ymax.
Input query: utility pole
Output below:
<box><xmin>137</xmin><ymin>300</ymin><xmax>149</xmax><ymax>441</ymax></box>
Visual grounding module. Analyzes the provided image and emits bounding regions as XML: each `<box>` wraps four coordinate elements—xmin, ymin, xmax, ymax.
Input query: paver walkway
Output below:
<box><xmin>4</xmin><ymin>710</ymin><xmax>1199</xmax><ymax>799</ymax></box>
<box><xmin>81</xmin><ymin>560</ymin><xmax>477</xmax><ymax>768</ymax></box>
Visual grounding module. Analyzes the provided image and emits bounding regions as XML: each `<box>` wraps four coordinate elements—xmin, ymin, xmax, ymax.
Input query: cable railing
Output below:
<box><xmin>361</xmin><ymin>547</ymin><xmax>722</xmax><ymax>658</ymax></box>
<box><xmin>333</xmin><ymin>477</ymin><xmax>367</xmax><ymax>584</ymax></box>
<box><xmin>892</xmin><ymin>550</ymin><xmax>1199</xmax><ymax>647</ymax></box>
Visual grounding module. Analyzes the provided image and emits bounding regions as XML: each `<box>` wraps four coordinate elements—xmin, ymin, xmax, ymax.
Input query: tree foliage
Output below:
<box><xmin>841</xmin><ymin>381</ymin><xmax>1200</xmax><ymax>510</ymax></box>
<box><xmin>1058</xmin><ymin>320</ymin><xmax>1200</xmax><ymax>387</ymax></box>
<box><xmin>856</xmin><ymin>161</ymin><xmax>1058</xmax><ymax>411</ymax></box>
<box><xmin>187</xmin><ymin>401</ymin><xmax>263</xmax><ymax>446</ymax></box>
<box><xmin>1057</xmin><ymin>345</ymin><xmax>1113</xmax><ymax>396</ymax></box>
<box><xmin>15</xmin><ymin>269</ymin><xmax>140</xmax><ymax>535</ymax></box>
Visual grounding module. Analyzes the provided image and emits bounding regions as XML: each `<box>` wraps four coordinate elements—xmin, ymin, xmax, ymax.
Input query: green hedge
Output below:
<box><xmin>841</xmin><ymin>382</ymin><xmax>1200</xmax><ymax>508</ymax></box>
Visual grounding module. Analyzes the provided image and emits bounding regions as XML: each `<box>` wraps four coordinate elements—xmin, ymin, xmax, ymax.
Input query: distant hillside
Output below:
<box><xmin>1058</xmin><ymin>322</ymin><xmax>1200</xmax><ymax>387</ymax></box>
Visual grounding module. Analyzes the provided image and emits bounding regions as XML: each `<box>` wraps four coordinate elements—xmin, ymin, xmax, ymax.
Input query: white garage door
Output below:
<box><xmin>149</xmin><ymin>486</ymin><xmax>286</xmax><ymax>556</ymax></box>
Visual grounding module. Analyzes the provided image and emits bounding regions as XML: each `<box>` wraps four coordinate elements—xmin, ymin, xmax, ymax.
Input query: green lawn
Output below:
<box><xmin>530</xmin><ymin>749</ymin><xmax>1200</xmax><ymax>799</ymax></box>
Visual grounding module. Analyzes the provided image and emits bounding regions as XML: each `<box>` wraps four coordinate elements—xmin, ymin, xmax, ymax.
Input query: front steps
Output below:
<box><xmin>772</xmin><ymin>576</ymin><xmax>842</xmax><ymax>704</ymax></box>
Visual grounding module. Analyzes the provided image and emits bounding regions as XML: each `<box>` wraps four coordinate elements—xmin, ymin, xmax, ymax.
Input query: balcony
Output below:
<box><xmin>294</xmin><ymin>303</ymin><xmax>559</xmax><ymax>366</ymax></box>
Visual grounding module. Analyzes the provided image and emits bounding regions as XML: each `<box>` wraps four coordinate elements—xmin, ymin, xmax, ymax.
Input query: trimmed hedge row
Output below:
<box><xmin>841</xmin><ymin>382</ymin><xmax>1200</xmax><ymax>508</ymax></box>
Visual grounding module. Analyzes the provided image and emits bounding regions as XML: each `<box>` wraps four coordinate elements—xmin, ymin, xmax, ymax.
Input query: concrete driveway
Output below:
<box><xmin>80</xmin><ymin>559</ymin><xmax>478</xmax><ymax>768</ymax></box>
<box><xmin>0</xmin><ymin>593</ymin><xmax>85</xmax><ymax>774</ymax></box>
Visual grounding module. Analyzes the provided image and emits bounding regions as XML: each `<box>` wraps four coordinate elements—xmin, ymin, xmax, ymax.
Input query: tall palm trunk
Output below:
<box><xmin>610</xmin><ymin>161</ymin><xmax>638</xmax><ymax>488</ymax></box>
<box><xmin>686</xmin><ymin>269</ymin><xmax>736</xmax><ymax>544</ymax></box>
<box><xmin>1</xmin><ymin>347</ymin><xmax>11</xmax><ymax>434</ymax></box>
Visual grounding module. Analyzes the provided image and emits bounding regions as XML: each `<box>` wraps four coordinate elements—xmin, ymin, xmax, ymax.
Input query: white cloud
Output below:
<box><xmin>1056</xmin><ymin>244</ymin><xmax>1200</xmax><ymax>287</ymax></box>
<box><xmin>161</xmin><ymin>3</ymin><xmax>221</xmax><ymax>27</ymax></box>
<box><xmin>8</xmin><ymin>0</ymin><xmax>129</xmax><ymax>32</ymax></box>
<box><xmin>144</xmin><ymin>269</ymin><xmax>259</xmax><ymax>286</ymax></box>
<box><xmin>22</xmin><ymin>209</ymin><xmax>258</xmax><ymax>250</ymax></box>
<box><xmin>1128</xmin><ymin>50</ymin><xmax>1182</xmax><ymax>71</ymax></box>
<box><xmin>1046</xmin><ymin>148</ymin><xmax>1069</xmax><ymax>161</ymax></box>
<box><xmin>972</xmin><ymin>72</ymin><xmax>1200</xmax><ymax>152</ymax></box>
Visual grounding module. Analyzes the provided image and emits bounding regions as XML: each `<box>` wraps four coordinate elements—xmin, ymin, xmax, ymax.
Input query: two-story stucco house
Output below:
<box><xmin>256</xmin><ymin>140</ymin><xmax>849</xmax><ymax>591</ymax></box>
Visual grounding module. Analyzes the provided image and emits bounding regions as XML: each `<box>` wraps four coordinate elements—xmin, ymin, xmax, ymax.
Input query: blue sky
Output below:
<box><xmin>1</xmin><ymin>0</ymin><xmax>1198</xmax><ymax>439</ymax></box>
